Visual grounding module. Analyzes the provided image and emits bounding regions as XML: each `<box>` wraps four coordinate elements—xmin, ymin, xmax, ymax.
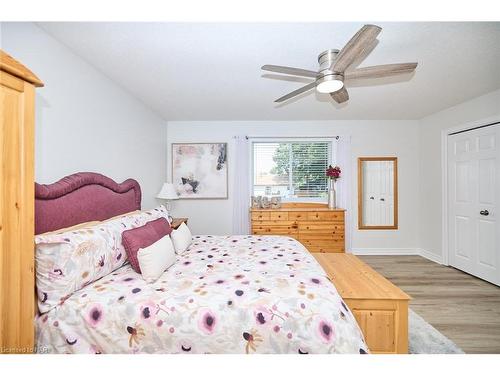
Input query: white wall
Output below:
<box><xmin>166</xmin><ymin>120</ymin><xmax>420</xmax><ymax>254</ymax></box>
<box><xmin>1</xmin><ymin>22</ymin><xmax>167</xmax><ymax>209</ymax></box>
<box><xmin>418</xmin><ymin>89</ymin><xmax>500</xmax><ymax>263</ymax></box>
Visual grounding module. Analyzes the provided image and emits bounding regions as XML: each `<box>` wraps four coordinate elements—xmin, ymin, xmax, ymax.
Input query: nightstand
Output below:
<box><xmin>170</xmin><ymin>217</ymin><xmax>188</xmax><ymax>230</ymax></box>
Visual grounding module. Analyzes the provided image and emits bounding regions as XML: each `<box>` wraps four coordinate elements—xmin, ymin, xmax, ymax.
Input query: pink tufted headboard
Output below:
<box><xmin>35</xmin><ymin>172</ymin><xmax>141</xmax><ymax>234</ymax></box>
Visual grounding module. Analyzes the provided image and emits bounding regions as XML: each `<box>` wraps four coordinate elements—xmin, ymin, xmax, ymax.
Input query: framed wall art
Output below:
<box><xmin>171</xmin><ymin>143</ymin><xmax>228</xmax><ymax>199</ymax></box>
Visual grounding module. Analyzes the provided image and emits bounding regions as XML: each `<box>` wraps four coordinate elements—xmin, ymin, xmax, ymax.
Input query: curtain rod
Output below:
<box><xmin>244</xmin><ymin>135</ymin><xmax>339</xmax><ymax>140</ymax></box>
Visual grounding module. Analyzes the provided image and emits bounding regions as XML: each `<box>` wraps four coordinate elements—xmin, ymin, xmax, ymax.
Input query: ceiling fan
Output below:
<box><xmin>261</xmin><ymin>24</ymin><xmax>417</xmax><ymax>104</ymax></box>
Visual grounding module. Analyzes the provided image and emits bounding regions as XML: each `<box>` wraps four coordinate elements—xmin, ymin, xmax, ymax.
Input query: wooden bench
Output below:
<box><xmin>313</xmin><ymin>253</ymin><xmax>411</xmax><ymax>354</ymax></box>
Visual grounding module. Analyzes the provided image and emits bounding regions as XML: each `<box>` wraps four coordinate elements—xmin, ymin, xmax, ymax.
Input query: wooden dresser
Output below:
<box><xmin>250</xmin><ymin>203</ymin><xmax>345</xmax><ymax>253</ymax></box>
<box><xmin>1</xmin><ymin>50</ymin><xmax>43</xmax><ymax>353</ymax></box>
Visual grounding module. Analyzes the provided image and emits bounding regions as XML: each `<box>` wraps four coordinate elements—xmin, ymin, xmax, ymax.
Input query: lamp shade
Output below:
<box><xmin>156</xmin><ymin>183</ymin><xmax>178</xmax><ymax>200</ymax></box>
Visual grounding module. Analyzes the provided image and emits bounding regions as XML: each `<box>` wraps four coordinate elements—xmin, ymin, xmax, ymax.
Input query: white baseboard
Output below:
<box><xmin>418</xmin><ymin>248</ymin><xmax>444</xmax><ymax>264</ymax></box>
<box><xmin>349</xmin><ymin>247</ymin><xmax>444</xmax><ymax>265</ymax></box>
<box><xmin>350</xmin><ymin>248</ymin><xmax>419</xmax><ymax>256</ymax></box>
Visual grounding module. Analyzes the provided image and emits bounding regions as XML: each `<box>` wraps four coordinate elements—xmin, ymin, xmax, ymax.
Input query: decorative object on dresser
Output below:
<box><xmin>270</xmin><ymin>196</ymin><xmax>282</xmax><ymax>209</ymax></box>
<box><xmin>358</xmin><ymin>157</ymin><xmax>398</xmax><ymax>230</ymax></box>
<box><xmin>172</xmin><ymin>143</ymin><xmax>228</xmax><ymax>199</ymax></box>
<box><xmin>251</xmin><ymin>195</ymin><xmax>282</xmax><ymax>209</ymax></box>
<box><xmin>251</xmin><ymin>203</ymin><xmax>345</xmax><ymax>253</ymax></box>
<box><xmin>1</xmin><ymin>50</ymin><xmax>43</xmax><ymax>353</ymax></box>
<box><xmin>260</xmin><ymin>196</ymin><xmax>271</xmax><ymax>209</ymax></box>
<box><xmin>314</xmin><ymin>253</ymin><xmax>411</xmax><ymax>354</ymax></box>
<box><xmin>326</xmin><ymin>165</ymin><xmax>341</xmax><ymax>209</ymax></box>
<box><xmin>170</xmin><ymin>217</ymin><xmax>188</xmax><ymax>230</ymax></box>
<box><xmin>251</xmin><ymin>195</ymin><xmax>262</xmax><ymax>209</ymax></box>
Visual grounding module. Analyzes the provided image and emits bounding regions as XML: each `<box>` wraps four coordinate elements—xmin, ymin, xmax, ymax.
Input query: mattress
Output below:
<box><xmin>36</xmin><ymin>235</ymin><xmax>368</xmax><ymax>354</ymax></box>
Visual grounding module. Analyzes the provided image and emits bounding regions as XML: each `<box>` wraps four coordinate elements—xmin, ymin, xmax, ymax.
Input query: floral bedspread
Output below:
<box><xmin>36</xmin><ymin>235</ymin><xmax>368</xmax><ymax>354</ymax></box>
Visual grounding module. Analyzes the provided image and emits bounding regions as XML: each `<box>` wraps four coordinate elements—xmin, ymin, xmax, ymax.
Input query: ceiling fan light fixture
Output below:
<box><xmin>316</xmin><ymin>74</ymin><xmax>344</xmax><ymax>94</ymax></box>
<box><xmin>262</xmin><ymin>25</ymin><xmax>418</xmax><ymax>104</ymax></box>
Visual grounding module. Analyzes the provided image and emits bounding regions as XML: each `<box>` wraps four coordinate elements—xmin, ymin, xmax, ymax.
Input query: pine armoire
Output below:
<box><xmin>0</xmin><ymin>50</ymin><xmax>43</xmax><ymax>353</ymax></box>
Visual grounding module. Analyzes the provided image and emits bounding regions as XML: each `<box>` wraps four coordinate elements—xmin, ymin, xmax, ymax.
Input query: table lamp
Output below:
<box><xmin>156</xmin><ymin>183</ymin><xmax>178</xmax><ymax>216</ymax></box>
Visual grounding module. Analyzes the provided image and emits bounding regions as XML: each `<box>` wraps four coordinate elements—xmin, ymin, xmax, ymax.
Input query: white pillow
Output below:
<box><xmin>137</xmin><ymin>235</ymin><xmax>176</xmax><ymax>283</ymax></box>
<box><xmin>170</xmin><ymin>223</ymin><xmax>192</xmax><ymax>254</ymax></box>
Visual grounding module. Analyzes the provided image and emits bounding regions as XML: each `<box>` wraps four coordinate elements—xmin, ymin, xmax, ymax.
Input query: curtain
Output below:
<box><xmin>335</xmin><ymin>136</ymin><xmax>352</xmax><ymax>251</ymax></box>
<box><xmin>232</xmin><ymin>135</ymin><xmax>251</xmax><ymax>235</ymax></box>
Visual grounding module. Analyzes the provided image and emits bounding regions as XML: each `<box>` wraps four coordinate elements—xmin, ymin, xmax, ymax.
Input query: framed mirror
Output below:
<box><xmin>358</xmin><ymin>157</ymin><xmax>398</xmax><ymax>230</ymax></box>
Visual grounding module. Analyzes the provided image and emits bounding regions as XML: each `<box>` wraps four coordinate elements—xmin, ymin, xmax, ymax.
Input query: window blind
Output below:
<box><xmin>252</xmin><ymin>141</ymin><xmax>332</xmax><ymax>200</ymax></box>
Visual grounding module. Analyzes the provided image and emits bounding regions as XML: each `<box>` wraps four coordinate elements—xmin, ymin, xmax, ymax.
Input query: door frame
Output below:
<box><xmin>441</xmin><ymin>114</ymin><xmax>500</xmax><ymax>266</ymax></box>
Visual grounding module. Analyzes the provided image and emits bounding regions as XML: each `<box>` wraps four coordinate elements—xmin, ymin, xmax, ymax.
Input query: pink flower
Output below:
<box><xmin>318</xmin><ymin>319</ymin><xmax>334</xmax><ymax>343</ymax></box>
<box><xmin>198</xmin><ymin>309</ymin><xmax>217</xmax><ymax>334</ymax></box>
<box><xmin>326</xmin><ymin>165</ymin><xmax>341</xmax><ymax>181</ymax></box>
<box><xmin>140</xmin><ymin>301</ymin><xmax>158</xmax><ymax>321</ymax></box>
<box><xmin>86</xmin><ymin>303</ymin><xmax>104</xmax><ymax>327</ymax></box>
<box><xmin>254</xmin><ymin>306</ymin><xmax>272</xmax><ymax>325</ymax></box>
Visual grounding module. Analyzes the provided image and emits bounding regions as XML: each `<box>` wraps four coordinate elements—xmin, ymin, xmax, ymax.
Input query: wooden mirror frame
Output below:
<box><xmin>358</xmin><ymin>157</ymin><xmax>398</xmax><ymax>230</ymax></box>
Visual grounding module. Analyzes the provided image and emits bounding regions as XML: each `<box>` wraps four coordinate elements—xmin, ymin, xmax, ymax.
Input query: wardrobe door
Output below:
<box><xmin>0</xmin><ymin>70</ymin><xmax>36</xmax><ymax>353</ymax></box>
<box><xmin>448</xmin><ymin>124</ymin><xmax>500</xmax><ymax>286</ymax></box>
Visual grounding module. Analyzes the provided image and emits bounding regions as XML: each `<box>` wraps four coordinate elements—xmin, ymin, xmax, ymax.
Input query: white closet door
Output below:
<box><xmin>448</xmin><ymin>124</ymin><xmax>500</xmax><ymax>285</ymax></box>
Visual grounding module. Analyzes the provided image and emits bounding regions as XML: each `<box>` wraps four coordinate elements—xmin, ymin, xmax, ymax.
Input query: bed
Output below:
<box><xmin>34</xmin><ymin>173</ymin><xmax>368</xmax><ymax>354</ymax></box>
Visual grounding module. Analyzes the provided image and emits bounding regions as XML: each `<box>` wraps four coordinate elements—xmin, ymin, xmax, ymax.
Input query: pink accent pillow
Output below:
<box><xmin>122</xmin><ymin>217</ymin><xmax>172</xmax><ymax>273</ymax></box>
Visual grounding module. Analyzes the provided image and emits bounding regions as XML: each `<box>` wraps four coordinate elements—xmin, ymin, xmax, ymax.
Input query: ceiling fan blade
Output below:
<box><xmin>274</xmin><ymin>81</ymin><xmax>317</xmax><ymax>102</ymax></box>
<box><xmin>332</xmin><ymin>24</ymin><xmax>382</xmax><ymax>73</ymax></box>
<box><xmin>262</xmin><ymin>64</ymin><xmax>318</xmax><ymax>78</ymax></box>
<box><xmin>345</xmin><ymin>63</ymin><xmax>418</xmax><ymax>80</ymax></box>
<box><xmin>330</xmin><ymin>86</ymin><xmax>349</xmax><ymax>104</ymax></box>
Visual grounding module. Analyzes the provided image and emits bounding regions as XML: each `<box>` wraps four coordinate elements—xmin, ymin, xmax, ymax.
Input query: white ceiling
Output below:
<box><xmin>37</xmin><ymin>22</ymin><xmax>500</xmax><ymax>121</ymax></box>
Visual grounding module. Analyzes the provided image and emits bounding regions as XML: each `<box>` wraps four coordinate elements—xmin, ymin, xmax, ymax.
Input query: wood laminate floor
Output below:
<box><xmin>359</xmin><ymin>255</ymin><xmax>500</xmax><ymax>354</ymax></box>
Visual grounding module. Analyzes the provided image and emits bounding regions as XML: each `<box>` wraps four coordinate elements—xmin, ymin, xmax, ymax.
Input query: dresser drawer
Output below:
<box><xmin>252</xmin><ymin>228</ymin><xmax>297</xmax><ymax>236</ymax></box>
<box><xmin>270</xmin><ymin>212</ymin><xmax>289</xmax><ymax>221</ymax></box>
<box><xmin>307</xmin><ymin>211</ymin><xmax>344</xmax><ymax>221</ymax></box>
<box><xmin>252</xmin><ymin>223</ymin><xmax>297</xmax><ymax>231</ymax></box>
<box><xmin>298</xmin><ymin>221</ymin><xmax>344</xmax><ymax>232</ymax></box>
<box><xmin>288</xmin><ymin>211</ymin><xmax>308</xmax><ymax>221</ymax></box>
<box><xmin>253</xmin><ymin>220</ymin><xmax>296</xmax><ymax>227</ymax></box>
<box><xmin>299</xmin><ymin>232</ymin><xmax>345</xmax><ymax>240</ymax></box>
<box><xmin>251</xmin><ymin>211</ymin><xmax>270</xmax><ymax>221</ymax></box>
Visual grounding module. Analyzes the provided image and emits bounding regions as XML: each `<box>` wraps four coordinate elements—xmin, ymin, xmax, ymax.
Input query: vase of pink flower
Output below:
<box><xmin>326</xmin><ymin>165</ymin><xmax>341</xmax><ymax>209</ymax></box>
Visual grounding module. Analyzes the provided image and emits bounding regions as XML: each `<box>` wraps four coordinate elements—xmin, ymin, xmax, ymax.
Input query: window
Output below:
<box><xmin>252</xmin><ymin>140</ymin><xmax>334</xmax><ymax>201</ymax></box>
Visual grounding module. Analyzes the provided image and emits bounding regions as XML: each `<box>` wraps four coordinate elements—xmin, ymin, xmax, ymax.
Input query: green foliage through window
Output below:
<box><xmin>253</xmin><ymin>141</ymin><xmax>332</xmax><ymax>200</ymax></box>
